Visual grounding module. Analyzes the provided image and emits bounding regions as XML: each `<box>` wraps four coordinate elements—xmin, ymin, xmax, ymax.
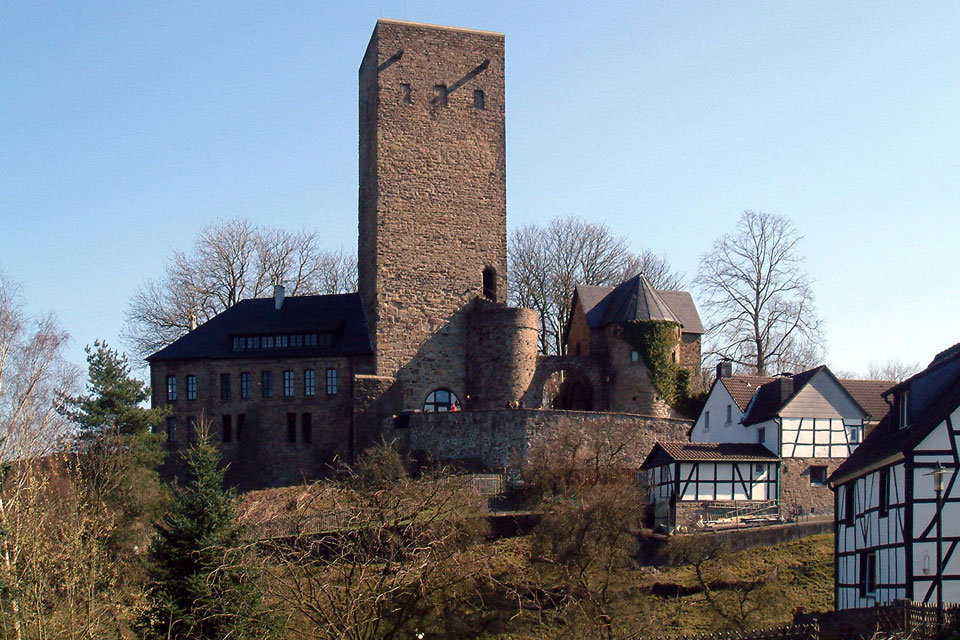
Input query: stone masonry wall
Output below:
<box><xmin>466</xmin><ymin>300</ymin><xmax>540</xmax><ymax>409</ymax></box>
<box><xmin>604</xmin><ymin>325</ymin><xmax>680</xmax><ymax>418</ymax></box>
<box><xmin>151</xmin><ymin>357</ymin><xmax>357</xmax><ymax>490</ymax></box>
<box><xmin>358</xmin><ymin>20</ymin><xmax>508</xmax><ymax>412</ymax></box>
<box><xmin>780</xmin><ymin>457</ymin><xmax>841</xmax><ymax>516</ymax></box>
<box><xmin>406</xmin><ymin>409</ymin><xmax>691</xmax><ymax>472</ymax></box>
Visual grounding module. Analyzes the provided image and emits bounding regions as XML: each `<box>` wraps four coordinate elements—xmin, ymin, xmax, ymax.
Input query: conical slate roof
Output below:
<box><xmin>599</xmin><ymin>274</ymin><xmax>681</xmax><ymax>326</ymax></box>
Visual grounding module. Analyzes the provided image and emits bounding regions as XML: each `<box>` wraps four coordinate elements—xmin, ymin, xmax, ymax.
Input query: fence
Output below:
<box><xmin>794</xmin><ymin>599</ymin><xmax>960</xmax><ymax>640</ymax></box>
<box><xmin>631</xmin><ymin>622</ymin><xmax>819</xmax><ymax>640</ymax></box>
<box><xmin>633</xmin><ymin>601</ymin><xmax>960</xmax><ymax>640</ymax></box>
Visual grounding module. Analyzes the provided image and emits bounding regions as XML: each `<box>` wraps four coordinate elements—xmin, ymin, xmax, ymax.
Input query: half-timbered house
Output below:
<box><xmin>831</xmin><ymin>342</ymin><xmax>960</xmax><ymax>609</ymax></box>
<box><xmin>689</xmin><ymin>365</ymin><xmax>891</xmax><ymax>513</ymax></box>
<box><xmin>641</xmin><ymin>441</ymin><xmax>779</xmax><ymax>529</ymax></box>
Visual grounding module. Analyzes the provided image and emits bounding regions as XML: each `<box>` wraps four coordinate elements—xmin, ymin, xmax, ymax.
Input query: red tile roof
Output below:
<box><xmin>718</xmin><ymin>375</ymin><xmax>772</xmax><ymax>410</ymax></box>
<box><xmin>838</xmin><ymin>379</ymin><xmax>894</xmax><ymax>420</ymax></box>
<box><xmin>641</xmin><ymin>442</ymin><xmax>779</xmax><ymax>468</ymax></box>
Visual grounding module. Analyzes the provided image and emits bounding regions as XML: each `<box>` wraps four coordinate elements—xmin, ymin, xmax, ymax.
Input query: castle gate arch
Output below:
<box><xmin>523</xmin><ymin>356</ymin><xmax>605</xmax><ymax>411</ymax></box>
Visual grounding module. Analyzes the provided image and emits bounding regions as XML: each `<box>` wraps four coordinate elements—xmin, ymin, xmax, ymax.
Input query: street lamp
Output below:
<box><xmin>929</xmin><ymin>462</ymin><xmax>952</xmax><ymax>630</ymax></box>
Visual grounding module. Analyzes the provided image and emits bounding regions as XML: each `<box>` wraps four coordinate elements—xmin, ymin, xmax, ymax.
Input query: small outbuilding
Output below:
<box><xmin>641</xmin><ymin>441</ymin><xmax>780</xmax><ymax>530</ymax></box>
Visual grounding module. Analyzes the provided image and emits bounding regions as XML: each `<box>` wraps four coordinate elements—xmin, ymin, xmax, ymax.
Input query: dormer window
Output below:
<box><xmin>897</xmin><ymin>390</ymin><xmax>910</xmax><ymax>429</ymax></box>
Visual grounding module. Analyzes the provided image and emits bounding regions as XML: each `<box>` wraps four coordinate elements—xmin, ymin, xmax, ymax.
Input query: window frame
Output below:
<box><xmin>422</xmin><ymin>388</ymin><xmax>462</xmax><ymax>413</ymax></box>
<box><xmin>878</xmin><ymin>467</ymin><xmax>890</xmax><ymax>517</ymax></box>
<box><xmin>286</xmin><ymin>413</ymin><xmax>297</xmax><ymax>444</ymax></box>
<box><xmin>220</xmin><ymin>373</ymin><xmax>231</xmax><ymax>401</ymax></box>
<box><xmin>757</xmin><ymin>427</ymin><xmax>766</xmax><ymax>444</ymax></box>
<box><xmin>186</xmin><ymin>375</ymin><xmax>197</xmax><ymax>401</ymax></box>
<box><xmin>240</xmin><ymin>372</ymin><xmax>252</xmax><ymax>399</ymax></box>
<box><xmin>166</xmin><ymin>416</ymin><xmax>177</xmax><ymax>446</ymax></box>
<box><xmin>844</xmin><ymin>483</ymin><xmax>856</xmax><ymax>526</ymax></box>
<box><xmin>283</xmin><ymin>370</ymin><xmax>295</xmax><ymax>398</ymax></box>
<box><xmin>301</xmin><ymin>412</ymin><xmax>312</xmax><ymax>444</ymax></box>
<box><xmin>325</xmin><ymin>368</ymin><xmax>338</xmax><ymax>396</ymax></box>
<box><xmin>860</xmin><ymin>550</ymin><xmax>877</xmax><ymax>597</ymax></box>
<box><xmin>262</xmin><ymin>371</ymin><xmax>273</xmax><ymax>399</ymax></box>
<box><xmin>166</xmin><ymin>375</ymin><xmax>177</xmax><ymax>401</ymax></box>
<box><xmin>304</xmin><ymin>369</ymin><xmax>316</xmax><ymax>397</ymax></box>
<box><xmin>809</xmin><ymin>465</ymin><xmax>828</xmax><ymax>487</ymax></box>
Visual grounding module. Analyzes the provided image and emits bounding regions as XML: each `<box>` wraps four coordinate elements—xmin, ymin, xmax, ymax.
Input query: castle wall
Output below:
<box><xmin>603</xmin><ymin>325</ymin><xmax>679</xmax><ymax>417</ymax></box>
<box><xmin>405</xmin><ymin>409</ymin><xmax>691</xmax><ymax>472</ymax></box>
<box><xmin>358</xmin><ymin>20</ymin><xmax>507</xmax><ymax>411</ymax></box>
<box><xmin>466</xmin><ymin>301</ymin><xmax>540</xmax><ymax>409</ymax></box>
<box><xmin>566</xmin><ymin>304</ymin><xmax>591</xmax><ymax>356</ymax></box>
<box><xmin>680</xmin><ymin>332</ymin><xmax>701</xmax><ymax>370</ymax></box>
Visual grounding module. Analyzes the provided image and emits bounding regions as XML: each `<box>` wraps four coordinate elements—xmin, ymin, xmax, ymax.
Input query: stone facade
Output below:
<box><xmin>779</xmin><ymin>457</ymin><xmax>841</xmax><ymax>516</ymax></box>
<box><xmin>150</xmin><ymin>355</ymin><xmax>362</xmax><ymax>490</ymax></box>
<box><xmin>404</xmin><ymin>409</ymin><xmax>691</xmax><ymax>472</ymax></box>
<box><xmin>359</xmin><ymin>20</ymin><xmax>507</xmax><ymax>412</ymax></box>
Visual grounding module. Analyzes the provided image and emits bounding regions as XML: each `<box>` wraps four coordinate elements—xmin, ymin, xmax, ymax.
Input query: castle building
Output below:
<box><xmin>148</xmin><ymin>19</ymin><xmax>697</xmax><ymax>489</ymax></box>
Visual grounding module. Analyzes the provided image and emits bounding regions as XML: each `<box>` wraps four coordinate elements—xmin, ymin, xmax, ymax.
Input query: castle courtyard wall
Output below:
<box><xmin>404</xmin><ymin>409</ymin><xmax>692</xmax><ymax>473</ymax></box>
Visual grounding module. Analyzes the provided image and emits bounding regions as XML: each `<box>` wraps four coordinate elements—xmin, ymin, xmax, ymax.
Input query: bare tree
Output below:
<box><xmin>508</xmin><ymin>216</ymin><xmax>685</xmax><ymax>355</ymax></box>
<box><xmin>0</xmin><ymin>274</ymin><xmax>77</xmax><ymax>459</ymax></box>
<box><xmin>866</xmin><ymin>358</ymin><xmax>920</xmax><ymax>383</ymax></box>
<box><xmin>261</xmin><ymin>445</ymin><xmax>495</xmax><ymax>640</ymax></box>
<box><xmin>695</xmin><ymin>210</ymin><xmax>823</xmax><ymax>376</ymax></box>
<box><xmin>124</xmin><ymin>218</ymin><xmax>357</xmax><ymax>361</ymax></box>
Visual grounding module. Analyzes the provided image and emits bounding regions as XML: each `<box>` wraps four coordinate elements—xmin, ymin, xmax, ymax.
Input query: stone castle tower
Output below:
<box><xmin>358</xmin><ymin>20</ymin><xmax>509</xmax><ymax>410</ymax></box>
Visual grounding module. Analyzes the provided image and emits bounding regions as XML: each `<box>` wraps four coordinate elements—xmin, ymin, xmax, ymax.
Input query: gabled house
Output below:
<box><xmin>830</xmin><ymin>342</ymin><xmax>960</xmax><ymax>610</ymax></box>
<box><xmin>689</xmin><ymin>365</ymin><xmax>891</xmax><ymax>514</ymax></box>
<box><xmin>641</xmin><ymin>441</ymin><xmax>779</xmax><ymax>530</ymax></box>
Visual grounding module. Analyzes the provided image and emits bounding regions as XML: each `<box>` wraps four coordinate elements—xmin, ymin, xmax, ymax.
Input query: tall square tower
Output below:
<box><xmin>358</xmin><ymin>20</ymin><xmax>507</xmax><ymax>409</ymax></box>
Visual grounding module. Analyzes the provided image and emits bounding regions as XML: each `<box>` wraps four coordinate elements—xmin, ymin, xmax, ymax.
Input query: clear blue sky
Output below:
<box><xmin>2</xmin><ymin>1</ymin><xmax>958</xmax><ymax>376</ymax></box>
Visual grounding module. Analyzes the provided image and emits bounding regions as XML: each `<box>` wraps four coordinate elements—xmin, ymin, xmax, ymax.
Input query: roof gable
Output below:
<box><xmin>574</xmin><ymin>275</ymin><xmax>703</xmax><ymax>335</ymax></box>
<box><xmin>641</xmin><ymin>441</ymin><xmax>779</xmax><ymax>468</ymax></box>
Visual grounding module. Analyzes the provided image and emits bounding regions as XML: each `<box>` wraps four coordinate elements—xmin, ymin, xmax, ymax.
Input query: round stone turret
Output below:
<box><xmin>466</xmin><ymin>299</ymin><xmax>539</xmax><ymax>410</ymax></box>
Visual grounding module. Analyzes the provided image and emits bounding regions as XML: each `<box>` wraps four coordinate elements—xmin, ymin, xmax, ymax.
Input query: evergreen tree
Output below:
<box><xmin>64</xmin><ymin>340</ymin><xmax>168</xmax><ymax>437</ymax></box>
<box><xmin>61</xmin><ymin>340</ymin><xmax>169</xmax><ymax>555</ymax></box>
<box><xmin>138</xmin><ymin>425</ymin><xmax>278</xmax><ymax>640</ymax></box>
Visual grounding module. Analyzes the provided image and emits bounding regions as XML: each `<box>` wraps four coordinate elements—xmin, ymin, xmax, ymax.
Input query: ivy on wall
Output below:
<box><xmin>621</xmin><ymin>321</ymin><xmax>686</xmax><ymax>406</ymax></box>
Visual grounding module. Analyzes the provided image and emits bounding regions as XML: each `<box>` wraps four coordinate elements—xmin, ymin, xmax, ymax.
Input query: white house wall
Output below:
<box><xmin>676</xmin><ymin>461</ymin><xmax>777</xmax><ymax>502</ymax></box>
<box><xmin>836</xmin><ymin>463</ymin><xmax>907</xmax><ymax>609</ymax></box>
<box><xmin>909</xmin><ymin>408</ymin><xmax>960</xmax><ymax>605</ymax></box>
<box><xmin>690</xmin><ymin>384</ymin><xmax>749</xmax><ymax>443</ymax></box>
<box><xmin>781</xmin><ymin>417</ymin><xmax>860</xmax><ymax>458</ymax></box>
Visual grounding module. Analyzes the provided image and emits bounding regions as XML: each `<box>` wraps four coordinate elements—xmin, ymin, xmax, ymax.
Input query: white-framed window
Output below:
<box><xmin>186</xmin><ymin>375</ymin><xmax>197</xmax><ymax>401</ymax></box>
<box><xmin>898</xmin><ymin>391</ymin><xmax>910</xmax><ymax>429</ymax></box>
<box><xmin>304</xmin><ymin>369</ymin><xmax>316</xmax><ymax>397</ymax></box>
<box><xmin>283</xmin><ymin>370</ymin><xmax>295</xmax><ymax>397</ymax></box>
<box><xmin>240</xmin><ymin>372</ymin><xmax>251</xmax><ymax>399</ymax></box>
<box><xmin>846</xmin><ymin>424</ymin><xmax>862</xmax><ymax>444</ymax></box>
<box><xmin>166</xmin><ymin>375</ymin><xmax>177</xmax><ymax>401</ymax></box>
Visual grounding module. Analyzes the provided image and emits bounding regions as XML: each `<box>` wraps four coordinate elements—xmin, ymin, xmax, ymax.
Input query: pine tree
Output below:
<box><xmin>61</xmin><ymin>340</ymin><xmax>169</xmax><ymax>555</ymax></box>
<box><xmin>138</xmin><ymin>425</ymin><xmax>278</xmax><ymax>639</ymax></box>
<box><xmin>64</xmin><ymin>340</ymin><xmax>168</xmax><ymax>437</ymax></box>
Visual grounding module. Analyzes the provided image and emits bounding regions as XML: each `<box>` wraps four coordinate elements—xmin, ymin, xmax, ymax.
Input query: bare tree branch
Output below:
<box><xmin>694</xmin><ymin>211</ymin><xmax>823</xmax><ymax>376</ymax></box>
<box><xmin>508</xmin><ymin>216</ymin><xmax>685</xmax><ymax>355</ymax></box>
<box><xmin>123</xmin><ymin>218</ymin><xmax>357</xmax><ymax>362</ymax></box>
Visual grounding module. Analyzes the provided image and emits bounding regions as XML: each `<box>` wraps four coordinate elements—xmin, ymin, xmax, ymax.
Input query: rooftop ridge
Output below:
<box><xmin>376</xmin><ymin>18</ymin><xmax>504</xmax><ymax>37</ymax></box>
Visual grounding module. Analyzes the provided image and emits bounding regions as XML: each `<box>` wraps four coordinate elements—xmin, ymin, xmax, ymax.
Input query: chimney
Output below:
<box><xmin>274</xmin><ymin>284</ymin><xmax>285</xmax><ymax>310</ymax></box>
<box><xmin>716</xmin><ymin>360</ymin><xmax>733</xmax><ymax>379</ymax></box>
<box><xmin>189</xmin><ymin>313</ymin><xmax>197</xmax><ymax>331</ymax></box>
<box><xmin>778</xmin><ymin>376</ymin><xmax>794</xmax><ymax>403</ymax></box>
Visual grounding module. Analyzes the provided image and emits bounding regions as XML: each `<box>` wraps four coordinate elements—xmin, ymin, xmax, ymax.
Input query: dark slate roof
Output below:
<box><xmin>147</xmin><ymin>293</ymin><xmax>373</xmax><ymax>362</ymax></box>
<box><xmin>656</xmin><ymin>291</ymin><xmax>705</xmax><ymax>334</ymax></box>
<box><xmin>641</xmin><ymin>441</ymin><xmax>779</xmax><ymax>468</ymax></box>
<box><xmin>830</xmin><ymin>349</ymin><xmax>960</xmax><ymax>484</ymax></box>
<box><xmin>575</xmin><ymin>275</ymin><xmax>704</xmax><ymax>334</ymax></box>
<box><xmin>886</xmin><ymin>341</ymin><xmax>960</xmax><ymax>395</ymax></box>
<box><xmin>740</xmin><ymin>367</ymin><xmax>826</xmax><ymax>425</ymax></box>
<box><xmin>839</xmin><ymin>379</ymin><xmax>895</xmax><ymax>421</ymax></box>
